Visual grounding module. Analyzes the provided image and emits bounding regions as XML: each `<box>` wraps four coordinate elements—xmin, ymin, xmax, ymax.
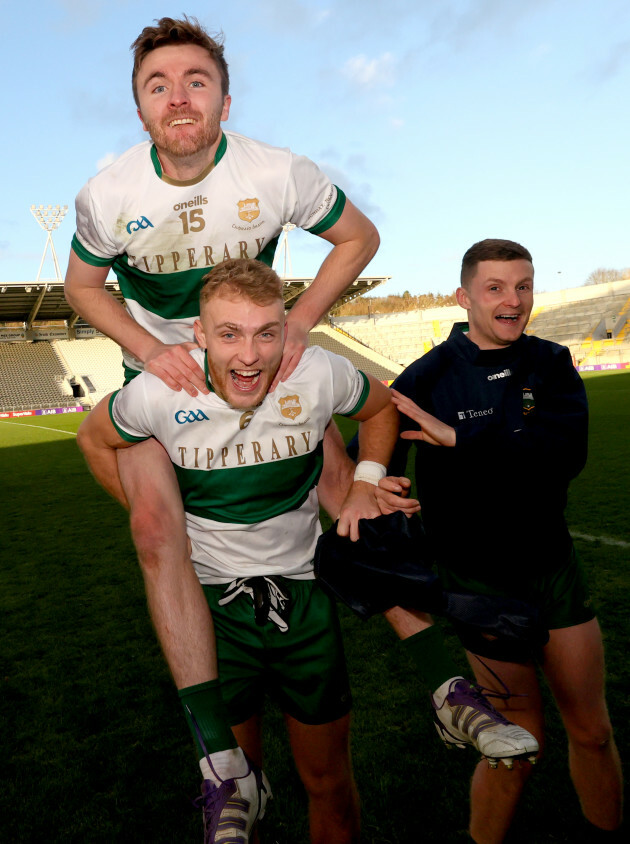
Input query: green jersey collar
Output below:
<box><xmin>151</xmin><ymin>132</ymin><xmax>228</xmax><ymax>184</ymax></box>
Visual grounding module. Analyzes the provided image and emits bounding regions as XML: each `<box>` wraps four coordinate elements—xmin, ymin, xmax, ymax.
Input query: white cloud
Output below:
<box><xmin>342</xmin><ymin>52</ymin><xmax>396</xmax><ymax>88</ymax></box>
<box><xmin>97</xmin><ymin>152</ymin><xmax>117</xmax><ymax>171</ymax></box>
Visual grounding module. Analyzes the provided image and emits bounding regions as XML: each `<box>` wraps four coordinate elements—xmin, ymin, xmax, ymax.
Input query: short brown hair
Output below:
<box><xmin>200</xmin><ymin>259</ymin><xmax>284</xmax><ymax>309</ymax></box>
<box><xmin>131</xmin><ymin>16</ymin><xmax>229</xmax><ymax>106</ymax></box>
<box><xmin>460</xmin><ymin>239</ymin><xmax>533</xmax><ymax>289</ymax></box>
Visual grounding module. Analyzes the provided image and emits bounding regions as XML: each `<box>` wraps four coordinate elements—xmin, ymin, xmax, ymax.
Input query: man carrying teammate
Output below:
<box><xmin>383</xmin><ymin>239</ymin><xmax>623</xmax><ymax>842</ymax></box>
<box><xmin>77</xmin><ymin>257</ymin><xmax>397</xmax><ymax>842</ymax></box>
<box><xmin>65</xmin><ymin>16</ymin><xmax>378</xmax><ymax>837</ymax></box>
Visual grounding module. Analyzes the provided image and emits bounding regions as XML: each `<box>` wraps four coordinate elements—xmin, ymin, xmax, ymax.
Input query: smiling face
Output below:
<box><xmin>193</xmin><ymin>291</ymin><xmax>286</xmax><ymax>410</ymax></box>
<box><xmin>135</xmin><ymin>43</ymin><xmax>231</xmax><ymax>172</ymax></box>
<box><xmin>456</xmin><ymin>259</ymin><xmax>534</xmax><ymax>350</ymax></box>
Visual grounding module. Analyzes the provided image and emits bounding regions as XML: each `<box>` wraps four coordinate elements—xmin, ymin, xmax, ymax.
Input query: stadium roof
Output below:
<box><xmin>0</xmin><ymin>275</ymin><xmax>389</xmax><ymax>330</ymax></box>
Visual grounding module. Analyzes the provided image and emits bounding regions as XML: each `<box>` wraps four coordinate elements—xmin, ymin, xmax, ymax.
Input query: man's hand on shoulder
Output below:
<box><xmin>144</xmin><ymin>341</ymin><xmax>209</xmax><ymax>397</ymax></box>
<box><xmin>336</xmin><ymin>480</ymin><xmax>382</xmax><ymax>542</ymax></box>
<box><xmin>391</xmin><ymin>390</ymin><xmax>456</xmax><ymax>447</ymax></box>
<box><xmin>270</xmin><ymin>319</ymin><xmax>308</xmax><ymax>391</ymax></box>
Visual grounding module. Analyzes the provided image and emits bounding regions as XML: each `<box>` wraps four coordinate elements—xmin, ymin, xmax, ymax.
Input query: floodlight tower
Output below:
<box><xmin>30</xmin><ymin>204</ymin><xmax>68</xmax><ymax>283</ymax></box>
<box><xmin>272</xmin><ymin>223</ymin><xmax>296</xmax><ymax>279</ymax></box>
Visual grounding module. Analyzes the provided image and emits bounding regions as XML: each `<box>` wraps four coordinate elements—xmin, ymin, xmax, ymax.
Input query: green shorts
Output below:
<box><xmin>203</xmin><ymin>578</ymin><xmax>352</xmax><ymax>727</ymax></box>
<box><xmin>438</xmin><ymin>545</ymin><xmax>596</xmax><ymax>632</ymax></box>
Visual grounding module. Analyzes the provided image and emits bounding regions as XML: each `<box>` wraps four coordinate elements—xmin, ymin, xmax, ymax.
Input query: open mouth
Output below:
<box><xmin>231</xmin><ymin>369</ymin><xmax>262</xmax><ymax>392</ymax></box>
<box><xmin>169</xmin><ymin>117</ymin><xmax>196</xmax><ymax>127</ymax></box>
<box><xmin>495</xmin><ymin>314</ymin><xmax>520</xmax><ymax>324</ymax></box>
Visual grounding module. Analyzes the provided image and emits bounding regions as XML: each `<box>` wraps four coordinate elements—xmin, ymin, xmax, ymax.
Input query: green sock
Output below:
<box><xmin>178</xmin><ymin>679</ymin><xmax>237</xmax><ymax>757</ymax></box>
<box><xmin>402</xmin><ymin>626</ymin><xmax>463</xmax><ymax>693</ymax></box>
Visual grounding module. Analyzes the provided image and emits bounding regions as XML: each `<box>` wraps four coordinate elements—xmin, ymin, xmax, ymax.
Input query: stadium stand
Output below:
<box><xmin>309</xmin><ymin>324</ymin><xmax>403</xmax><ymax>382</ymax></box>
<box><xmin>0</xmin><ymin>341</ymin><xmax>78</xmax><ymax>412</ymax></box>
<box><xmin>53</xmin><ymin>338</ymin><xmax>126</xmax><ymax>406</ymax></box>
<box><xmin>333</xmin><ymin>306</ymin><xmax>462</xmax><ymax>367</ymax></box>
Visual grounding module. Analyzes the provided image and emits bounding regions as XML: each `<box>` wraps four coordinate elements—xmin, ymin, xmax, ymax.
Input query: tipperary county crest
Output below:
<box><xmin>522</xmin><ymin>387</ymin><xmax>535</xmax><ymax>415</ymax></box>
<box><xmin>279</xmin><ymin>394</ymin><xmax>302</xmax><ymax>420</ymax></box>
<box><xmin>238</xmin><ymin>198</ymin><xmax>260</xmax><ymax>222</ymax></box>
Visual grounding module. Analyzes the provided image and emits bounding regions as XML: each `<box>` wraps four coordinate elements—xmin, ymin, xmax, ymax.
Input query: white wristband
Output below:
<box><xmin>353</xmin><ymin>460</ymin><xmax>387</xmax><ymax>486</ymax></box>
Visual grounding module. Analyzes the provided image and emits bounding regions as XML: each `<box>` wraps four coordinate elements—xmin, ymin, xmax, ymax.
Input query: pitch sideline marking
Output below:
<box><xmin>571</xmin><ymin>531</ymin><xmax>630</xmax><ymax>549</ymax></box>
<box><xmin>0</xmin><ymin>420</ymin><xmax>77</xmax><ymax>436</ymax></box>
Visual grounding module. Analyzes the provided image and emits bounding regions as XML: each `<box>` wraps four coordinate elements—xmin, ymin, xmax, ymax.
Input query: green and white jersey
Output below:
<box><xmin>109</xmin><ymin>346</ymin><xmax>369</xmax><ymax>584</ymax></box>
<box><xmin>72</xmin><ymin>131</ymin><xmax>345</xmax><ymax>375</ymax></box>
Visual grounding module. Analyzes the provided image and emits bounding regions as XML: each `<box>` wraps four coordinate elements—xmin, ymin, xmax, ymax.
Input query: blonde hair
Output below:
<box><xmin>200</xmin><ymin>259</ymin><xmax>284</xmax><ymax>308</ymax></box>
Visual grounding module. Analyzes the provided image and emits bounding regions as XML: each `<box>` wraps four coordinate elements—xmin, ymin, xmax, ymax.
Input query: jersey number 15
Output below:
<box><xmin>179</xmin><ymin>209</ymin><xmax>205</xmax><ymax>234</ymax></box>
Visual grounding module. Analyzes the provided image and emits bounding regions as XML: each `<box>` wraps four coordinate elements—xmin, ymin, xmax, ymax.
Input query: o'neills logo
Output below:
<box><xmin>238</xmin><ymin>198</ymin><xmax>260</xmax><ymax>222</ymax></box>
<box><xmin>279</xmin><ymin>395</ymin><xmax>302</xmax><ymax>420</ymax></box>
<box><xmin>173</xmin><ymin>195</ymin><xmax>208</xmax><ymax>211</ymax></box>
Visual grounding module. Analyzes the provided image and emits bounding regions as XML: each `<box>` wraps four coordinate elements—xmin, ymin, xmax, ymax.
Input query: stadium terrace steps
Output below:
<box><xmin>0</xmin><ymin>342</ymin><xmax>78</xmax><ymax>412</ymax></box>
<box><xmin>53</xmin><ymin>338</ymin><xmax>125</xmax><ymax>405</ymax></box>
<box><xmin>308</xmin><ymin>325</ymin><xmax>403</xmax><ymax>382</ymax></box>
<box><xmin>334</xmin><ymin>307</ymin><xmax>463</xmax><ymax>367</ymax></box>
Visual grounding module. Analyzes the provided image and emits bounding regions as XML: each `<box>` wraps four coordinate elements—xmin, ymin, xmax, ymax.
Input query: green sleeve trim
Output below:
<box><xmin>71</xmin><ymin>234</ymin><xmax>114</xmax><ymax>268</ymax></box>
<box><xmin>339</xmin><ymin>370</ymin><xmax>370</xmax><ymax>417</ymax></box>
<box><xmin>306</xmin><ymin>187</ymin><xmax>347</xmax><ymax>236</ymax></box>
<box><xmin>107</xmin><ymin>390</ymin><xmax>149</xmax><ymax>443</ymax></box>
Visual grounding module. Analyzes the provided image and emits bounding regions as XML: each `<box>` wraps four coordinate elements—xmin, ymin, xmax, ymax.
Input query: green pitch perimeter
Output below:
<box><xmin>1</xmin><ymin>370</ymin><xmax>628</xmax><ymax>843</ymax></box>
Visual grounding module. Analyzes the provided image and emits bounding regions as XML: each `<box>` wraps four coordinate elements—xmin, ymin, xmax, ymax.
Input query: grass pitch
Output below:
<box><xmin>1</xmin><ymin>371</ymin><xmax>628</xmax><ymax>842</ymax></box>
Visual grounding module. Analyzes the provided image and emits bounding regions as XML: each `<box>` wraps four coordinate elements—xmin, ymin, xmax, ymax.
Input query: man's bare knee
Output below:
<box><xmin>568</xmin><ymin>720</ymin><xmax>615</xmax><ymax>753</ymax></box>
<box><xmin>301</xmin><ymin>762</ymin><xmax>353</xmax><ymax>802</ymax></box>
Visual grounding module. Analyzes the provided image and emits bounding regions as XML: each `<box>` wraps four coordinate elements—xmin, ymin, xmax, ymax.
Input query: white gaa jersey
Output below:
<box><xmin>110</xmin><ymin>346</ymin><xmax>369</xmax><ymax>584</ymax></box>
<box><xmin>72</xmin><ymin>131</ymin><xmax>345</xmax><ymax>375</ymax></box>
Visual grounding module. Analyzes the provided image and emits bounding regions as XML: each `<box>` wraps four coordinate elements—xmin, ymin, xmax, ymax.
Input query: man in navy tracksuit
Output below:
<box><xmin>386</xmin><ymin>239</ymin><xmax>623</xmax><ymax>843</ymax></box>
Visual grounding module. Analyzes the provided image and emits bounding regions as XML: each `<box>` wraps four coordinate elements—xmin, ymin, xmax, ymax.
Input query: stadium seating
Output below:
<box><xmin>333</xmin><ymin>306</ymin><xmax>462</xmax><ymax>367</ymax></box>
<box><xmin>309</xmin><ymin>324</ymin><xmax>403</xmax><ymax>382</ymax></box>
<box><xmin>53</xmin><ymin>338</ymin><xmax>126</xmax><ymax>405</ymax></box>
<box><xmin>0</xmin><ymin>342</ymin><xmax>78</xmax><ymax>411</ymax></box>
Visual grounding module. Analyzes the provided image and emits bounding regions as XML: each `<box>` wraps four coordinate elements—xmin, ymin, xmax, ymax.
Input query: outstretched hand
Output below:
<box><xmin>391</xmin><ymin>390</ymin><xmax>456</xmax><ymax>447</ymax></box>
<box><xmin>144</xmin><ymin>342</ymin><xmax>209</xmax><ymax>397</ymax></box>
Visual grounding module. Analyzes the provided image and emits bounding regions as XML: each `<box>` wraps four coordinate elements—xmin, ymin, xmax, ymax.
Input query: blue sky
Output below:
<box><xmin>4</xmin><ymin>0</ymin><xmax>630</xmax><ymax>296</ymax></box>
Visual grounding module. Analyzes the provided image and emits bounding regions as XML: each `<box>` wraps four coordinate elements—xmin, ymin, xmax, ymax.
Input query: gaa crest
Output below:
<box><xmin>238</xmin><ymin>198</ymin><xmax>260</xmax><ymax>222</ymax></box>
<box><xmin>279</xmin><ymin>394</ymin><xmax>302</xmax><ymax>420</ymax></box>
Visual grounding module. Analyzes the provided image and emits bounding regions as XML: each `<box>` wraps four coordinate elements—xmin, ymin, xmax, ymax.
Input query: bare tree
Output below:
<box><xmin>584</xmin><ymin>267</ymin><xmax>630</xmax><ymax>285</ymax></box>
<box><xmin>335</xmin><ymin>291</ymin><xmax>457</xmax><ymax>316</ymax></box>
